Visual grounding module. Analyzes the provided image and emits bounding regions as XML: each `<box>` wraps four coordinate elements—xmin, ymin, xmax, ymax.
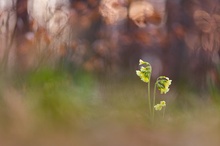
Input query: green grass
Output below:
<box><xmin>0</xmin><ymin>68</ymin><xmax>219</xmax><ymax>145</ymax></box>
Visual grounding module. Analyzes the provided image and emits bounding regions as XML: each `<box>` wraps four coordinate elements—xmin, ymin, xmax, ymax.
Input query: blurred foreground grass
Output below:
<box><xmin>0</xmin><ymin>67</ymin><xmax>219</xmax><ymax>146</ymax></box>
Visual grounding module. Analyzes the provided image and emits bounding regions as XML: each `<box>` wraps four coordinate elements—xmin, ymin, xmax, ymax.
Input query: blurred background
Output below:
<box><xmin>0</xmin><ymin>0</ymin><xmax>220</xmax><ymax>145</ymax></box>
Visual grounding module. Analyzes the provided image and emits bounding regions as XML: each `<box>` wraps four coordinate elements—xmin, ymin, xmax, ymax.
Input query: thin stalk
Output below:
<box><xmin>152</xmin><ymin>83</ymin><xmax>157</xmax><ymax>121</ymax></box>
<box><xmin>148</xmin><ymin>79</ymin><xmax>151</xmax><ymax>116</ymax></box>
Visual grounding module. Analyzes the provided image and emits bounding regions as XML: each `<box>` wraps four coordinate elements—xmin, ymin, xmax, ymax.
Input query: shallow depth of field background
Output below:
<box><xmin>0</xmin><ymin>0</ymin><xmax>220</xmax><ymax>146</ymax></box>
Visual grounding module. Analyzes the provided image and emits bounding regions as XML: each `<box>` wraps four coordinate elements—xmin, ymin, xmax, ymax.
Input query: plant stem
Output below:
<box><xmin>148</xmin><ymin>79</ymin><xmax>151</xmax><ymax>116</ymax></box>
<box><xmin>152</xmin><ymin>83</ymin><xmax>157</xmax><ymax>120</ymax></box>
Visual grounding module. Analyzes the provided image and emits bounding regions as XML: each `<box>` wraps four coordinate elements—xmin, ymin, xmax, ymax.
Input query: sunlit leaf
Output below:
<box><xmin>194</xmin><ymin>10</ymin><xmax>212</xmax><ymax>33</ymax></box>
